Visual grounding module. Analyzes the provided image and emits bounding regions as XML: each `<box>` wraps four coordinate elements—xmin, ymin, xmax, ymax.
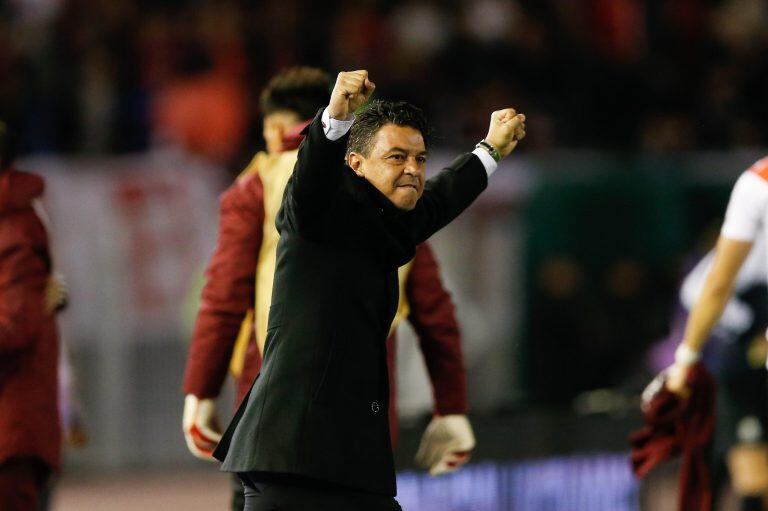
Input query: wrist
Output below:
<box><xmin>674</xmin><ymin>343</ymin><xmax>701</xmax><ymax>367</ymax></box>
<box><xmin>327</xmin><ymin>102</ymin><xmax>350</xmax><ymax>121</ymax></box>
<box><xmin>476</xmin><ymin>139</ymin><xmax>501</xmax><ymax>162</ymax></box>
<box><xmin>321</xmin><ymin>108</ymin><xmax>355</xmax><ymax>141</ymax></box>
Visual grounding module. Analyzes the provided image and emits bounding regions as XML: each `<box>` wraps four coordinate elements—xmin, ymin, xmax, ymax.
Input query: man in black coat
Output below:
<box><xmin>213</xmin><ymin>70</ymin><xmax>526</xmax><ymax>511</ymax></box>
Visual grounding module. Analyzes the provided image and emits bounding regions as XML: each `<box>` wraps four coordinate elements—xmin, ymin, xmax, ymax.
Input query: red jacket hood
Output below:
<box><xmin>0</xmin><ymin>169</ymin><xmax>44</xmax><ymax>214</ymax></box>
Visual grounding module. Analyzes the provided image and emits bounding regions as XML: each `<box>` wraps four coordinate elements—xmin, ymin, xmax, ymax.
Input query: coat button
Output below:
<box><xmin>371</xmin><ymin>401</ymin><xmax>380</xmax><ymax>414</ymax></box>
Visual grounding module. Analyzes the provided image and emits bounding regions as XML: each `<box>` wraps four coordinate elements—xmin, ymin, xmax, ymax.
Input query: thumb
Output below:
<box><xmin>363</xmin><ymin>79</ymin><xmax>376</xmax><ymax>100</ymax></box>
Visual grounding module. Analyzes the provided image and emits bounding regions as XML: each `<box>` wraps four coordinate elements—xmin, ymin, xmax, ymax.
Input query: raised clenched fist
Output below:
<box><xmin>328</xmin><ymin>70</ymin><xmax>376</xmax><ymax>120</ymax></box>
<box><xmin>485</xmin><ymin>108</ymin><xmax>526</xmax><ymax>159</ymax></box>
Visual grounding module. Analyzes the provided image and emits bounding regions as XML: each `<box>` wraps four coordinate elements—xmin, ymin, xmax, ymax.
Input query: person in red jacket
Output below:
<box><xmin>0</xmin><ymin>121</ymin><xmax>61</xmax><ymax>511</ymax></box>
<box><xmin>181</xmin><ymin>68</ymin><xmax>474</xmax><ymax>510</ymax></box>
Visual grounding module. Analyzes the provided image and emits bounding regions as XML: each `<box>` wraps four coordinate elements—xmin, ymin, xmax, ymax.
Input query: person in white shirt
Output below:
<box><xmin>665</xmin><ymin>157</ymin><xmax>768</xmax><ymax>389</ymax></box>
<box><xmin>679</xmin><ymin>234</ymin><xmax>768</xmax><ymax>510</ymax></box>
<box><xmin>656</xmin><ymin>157</ymin><xmax>768</xmax><ymax>510</ymax></box>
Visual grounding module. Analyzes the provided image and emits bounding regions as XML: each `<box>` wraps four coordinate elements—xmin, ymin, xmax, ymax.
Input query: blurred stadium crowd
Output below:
<box><xmin>1</xmin><ymin>0</ymin><xmax>768</xmax><ymax>171</ymax></box>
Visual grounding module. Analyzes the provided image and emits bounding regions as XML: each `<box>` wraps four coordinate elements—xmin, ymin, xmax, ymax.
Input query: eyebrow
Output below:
<box><xmin>385</xmin><ymin>147</ymin><xmax>428</xmax><ymax>156</ymax></box>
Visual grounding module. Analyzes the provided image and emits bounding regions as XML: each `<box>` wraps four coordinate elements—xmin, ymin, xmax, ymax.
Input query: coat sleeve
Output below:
<box><xmin>182</xmin><ymin>174</ymin><xmax>264</xmax><ymax>399</ymax></box>
<box><xmin>411</xmin><ymin>153</ymin><xmax>488</xmax><ymax>244</ymax></box>
<box><xmin>0</xmin><ymin>242</ymin><xmax>49</xmax><ymax>353</ymax></box>
<box><xmin>406</xmin><ymin>242</ymin><xmax>468</xmax><ymax>415</ymax></box>
<box><xmin>279</xmin><ymin>109</ymin><xmax>349</xmax><ymax>235</ymax></box>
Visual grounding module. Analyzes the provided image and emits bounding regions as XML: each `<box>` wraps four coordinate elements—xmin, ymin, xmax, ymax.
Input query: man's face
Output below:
<box><xmin>348</xmin><ymin>124</ymin><xmax>427</xmax><ymax>211</ymax></box>
<box><xmin>263</xmin><ymin>111</ymin><xmax>301</xmax><ymax>154</ymax></box>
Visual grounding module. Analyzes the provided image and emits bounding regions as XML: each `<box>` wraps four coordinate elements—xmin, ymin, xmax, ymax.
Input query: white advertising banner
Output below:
<box><xmin>23</xmin><ymin>150</ymin><xmax>224</xmax><ymax>345</ymax></box>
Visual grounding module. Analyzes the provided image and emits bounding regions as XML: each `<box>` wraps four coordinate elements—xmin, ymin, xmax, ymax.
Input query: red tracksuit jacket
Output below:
<box><xmin>0</xmin><ymin>169</ymin><xmax>60</xmax><ymax>471</ymax></box>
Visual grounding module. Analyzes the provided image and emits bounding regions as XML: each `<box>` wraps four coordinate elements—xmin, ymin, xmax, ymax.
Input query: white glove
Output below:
<box><xmin>415</xmin><ymin>415</ymin><xmax>476</xmax><ymax>476</ymax></box>
<box><xmin>182</xmin><ymin>394</ymin><xmax>223</xmax><ymax>461</ymax></box>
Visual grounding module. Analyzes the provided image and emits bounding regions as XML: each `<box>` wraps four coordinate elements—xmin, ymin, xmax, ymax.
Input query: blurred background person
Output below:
<box><xmin>680</xmin><ymin>234</ymin><xmax>768</xmax><ymax>511</ymax></box>
<box><xmin>649</xmin><ymin>156</ymin><xmax>768</xmax><ymax>510</ymax></box>
<box><xmin>0</xmin><ymin>120</ymin><xmax>61</xmax><ymax>511</ymax></box>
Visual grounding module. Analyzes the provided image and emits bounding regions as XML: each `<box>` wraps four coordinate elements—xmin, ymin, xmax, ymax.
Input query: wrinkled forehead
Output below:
<box><xmin>371</xmin><ymin>124</ymin><xmax>426</xmax><ymax>155</ymax></box>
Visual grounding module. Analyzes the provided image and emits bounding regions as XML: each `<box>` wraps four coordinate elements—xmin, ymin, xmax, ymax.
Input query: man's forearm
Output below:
<box><xmin>680</xmin><ymin>237</ymin><xmax>754</xmax><ymax>356</ymax></box>
<box><xmin>413</xmin><ymin>153</ymin><xmax>489</xmax><ymax>243</ymax></box>
<box><xmin>681</xmin><ymin>279</ymin><xmax>735</xmax><ymax>353</ymax></box>
<box><xmin>183</xmin><ymin>306</ymin><xmax>250</xmax><ymax>398</ymax></box>
<box><xmin>288</xmin><ymin>70</ymin><xmax>371</xmax><ymax>205</ymax></box>
<box><xmin>680</xmin><ymin>254</ymin><xmax>754</xmax><ymax>335</ymax></box>
<box><xmin>290</xmin><ymin>109</ymin><xmax>349</xmax><ymax>204</ymax></box>
<box><xmin>407</xmin><ymin>243</ymin><xmax>468</xmax><ymax>414</ymax></box>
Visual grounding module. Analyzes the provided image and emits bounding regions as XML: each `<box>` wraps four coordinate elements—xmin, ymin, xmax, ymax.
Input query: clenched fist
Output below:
<box><xmin>328</xmin><ymin>70</ymin><xmax>376</xmax><ymax>120</ymax></box>
<box><xmin>485</xmin><ymin>108</ymin><xmax>526</xmax><ymax>159</ymax></box>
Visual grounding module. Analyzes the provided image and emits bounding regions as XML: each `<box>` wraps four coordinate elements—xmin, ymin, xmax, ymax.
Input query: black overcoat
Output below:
<box><xmin>214</xmin><ymin>109</ymin><xmax>488</xmax><ymax>496</ymax></box>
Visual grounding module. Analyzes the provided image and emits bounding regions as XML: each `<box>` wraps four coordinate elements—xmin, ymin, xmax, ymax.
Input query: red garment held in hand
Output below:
<box><xmin>629</xmin><ymin>363</ymin><xmax>715</xmax><ymax>511</ymax></box>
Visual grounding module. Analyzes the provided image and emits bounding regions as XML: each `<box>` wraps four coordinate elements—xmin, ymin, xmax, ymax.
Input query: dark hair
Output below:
<box><xmin>346</xmin><ymin>100</ymin><xmax>431</xmax><ymax>157</ymax></box>
<box><xmin>0</xmin><ymin>121</ymin><xmax>15</xmax><ymax>171</ymax></box>
<box><xmin>259</xmin><ymin>67</ymin><xmax>331</xmax><ymax>120</ymax></box>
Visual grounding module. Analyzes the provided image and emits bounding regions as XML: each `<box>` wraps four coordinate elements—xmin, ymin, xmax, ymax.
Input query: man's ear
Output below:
<box><xmin>348</xmin><ymin>152</ymin><xmax>365</xmax><ymax>178</ymax></box>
